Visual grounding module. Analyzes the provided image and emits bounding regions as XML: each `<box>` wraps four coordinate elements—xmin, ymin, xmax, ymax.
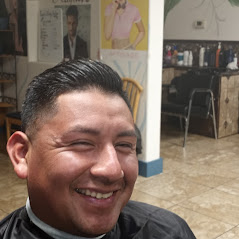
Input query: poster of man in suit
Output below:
<box><xmin>56</xmin><ymin>4</ymin><xmax>90</xmax><ymax>60</ymax></box>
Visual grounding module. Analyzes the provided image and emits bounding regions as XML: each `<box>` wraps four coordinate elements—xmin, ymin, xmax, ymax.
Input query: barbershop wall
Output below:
<box><xmin>12</xmin><ymin>0</ymin><xmax>164</xmax><ymax>175</ymax></box>
<box><xmin>13</xmin><ymin>0</ymin><xmax>149</xmax><ymax>163</ymax></box>
<box><xmin>164</xmin><ymin>0</ymin><xmax>239</xmax><ymax>40</ymax></box>
<box><xmin>16</xmin><ymin>0</ymin><xmax>100</xmax><ymax>107</ymax></box>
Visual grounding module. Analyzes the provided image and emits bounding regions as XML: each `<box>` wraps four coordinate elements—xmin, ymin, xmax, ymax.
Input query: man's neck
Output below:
<box><xmin>69</xmin><ymin>35</ymin><xmax>76</xmax><ymax>44</ymax></box>
<box><xmin>26</xmin><ymin>198</ymin><xmax>105</xmax><ymax>239</ymax></box>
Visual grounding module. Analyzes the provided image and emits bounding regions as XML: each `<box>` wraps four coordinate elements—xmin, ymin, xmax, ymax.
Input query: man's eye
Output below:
<box><xmin>115</xmin><ymin>142</ymin><xmax>134</xmax><ymax>150</ymax></box>
<box><xmin>70</xmin><ymin>141</ymin><xmax>93</xmax><ymax>147</ymax></box>
<box><xmin>67</xmin><ymin>141</ymin><xmax>94</xmax><ymax>152</ymax></box>
<box><xmin>119</xmin><ymin>143</ymin><xmax>132</xmax><ymax>148</ymax></box>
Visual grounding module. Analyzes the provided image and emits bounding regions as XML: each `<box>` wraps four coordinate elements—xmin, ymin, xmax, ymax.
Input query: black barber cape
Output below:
<box><xmin>0</xmin><ymin>201</ymin><xmax>196</xmax><ymax>239</ymax></box>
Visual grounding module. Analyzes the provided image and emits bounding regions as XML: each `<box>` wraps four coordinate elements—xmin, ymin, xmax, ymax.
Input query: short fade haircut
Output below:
<box><xmin>66</xmin><ymin>5</ymin><xmax>78</xmax><ymax>19</ymax></box>
<box><xmin>21</xmin><ymin>59</ymin><xmax>132</xmax><ymax>139</ymax></box>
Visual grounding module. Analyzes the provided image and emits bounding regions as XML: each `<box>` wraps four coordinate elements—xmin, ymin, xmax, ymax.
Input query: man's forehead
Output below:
<box><xmin>55</xmin><ymin>89</ymin><xmax>132</xmax><ymax>120</ymax></box>
<box><xmin>67</xmin><ymin>15</ymin><xmax>77</xmax><ymax>21</ymax></box>
<box><xmin>55</xmin><ymin>90</ymin><xmax>133</xmax><ymax>121</ymax></box>
<box><xmin>57</xmin><ymin>89</ymin><xmax>116</xmax><ymax>99</ymax></box>
<box><xmin>61</xmin><ymin>124</ymin><xmax>137</xmax><ymax>138</ymax></box>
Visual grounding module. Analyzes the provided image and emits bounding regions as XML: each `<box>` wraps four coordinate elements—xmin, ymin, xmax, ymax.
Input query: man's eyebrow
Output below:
<box><xmin>117</xmin><ymin>130</ymin><xmax>137</xmax><ymax>138</ymax></box>
<box><xmin>61</xmin><ymin>126</ymin><xmax>136</xmax><ymax>138</ymax></box>
<box><xmin>61</xmin><ymin>126</ymin><xmax>100</xmax><ymax>138</ymax></box>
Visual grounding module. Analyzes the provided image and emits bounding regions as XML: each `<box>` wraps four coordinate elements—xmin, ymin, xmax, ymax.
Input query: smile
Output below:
<box><xmin>75</xmin><ymin>189</ymin><xmax>113</xmax><ymax>199</ymax></box>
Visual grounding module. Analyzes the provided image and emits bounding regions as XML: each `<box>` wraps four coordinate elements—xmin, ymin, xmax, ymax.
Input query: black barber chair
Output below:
<box><xmin>161</xmin><ymin>70</ymin><xmax>218</xmax><ymax>147</ymax></box>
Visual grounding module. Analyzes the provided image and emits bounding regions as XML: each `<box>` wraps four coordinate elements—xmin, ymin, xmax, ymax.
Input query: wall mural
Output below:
<box><xmin>164</xmin><ymin>0</ymin><xmax>239</xmax><ymax>23</ymax></box>
<box><xmin>164</xmin><ymin>0</ymin><xmax>239</xmax><ymax>37</ymax></box>
<box><xmin>164</xmin><ymin>0</ymin><xmax>181</xmax><ymax>23</ymax></box>
<box><xmin>228</xmin><ymin>0</ymin><xmax>239</xmax><ymax>6</ymax></box>
<box><xmin>195</xmin><ymin>0</ymin><xmax>239</xmax><ymax>36</ymax></box>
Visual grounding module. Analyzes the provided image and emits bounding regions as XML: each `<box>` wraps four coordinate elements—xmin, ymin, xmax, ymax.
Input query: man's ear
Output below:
<box><xmin>7</xmin><ymin>131</ymin><xmax>30</xmax><ymax>179</ymax></box>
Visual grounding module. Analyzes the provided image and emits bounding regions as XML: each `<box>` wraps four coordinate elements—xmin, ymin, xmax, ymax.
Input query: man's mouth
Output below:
<box><xmin>75</xmin><ymin>189</ymin><xmax>113</xmax><ymax>199</ymax></box>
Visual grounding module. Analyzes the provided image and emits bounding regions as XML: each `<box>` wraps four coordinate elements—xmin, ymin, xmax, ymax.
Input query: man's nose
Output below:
<box><xmin>90</xmin><ymin>144</ymin><xmax>123</xmax><ymax>183</ymax></box>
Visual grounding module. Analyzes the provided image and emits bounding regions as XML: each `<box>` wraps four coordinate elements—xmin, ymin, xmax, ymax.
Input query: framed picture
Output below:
<box><xmin>55</xmin><ymin>4</ymin><xmax>91</xmax><ymax>60</ymax></box>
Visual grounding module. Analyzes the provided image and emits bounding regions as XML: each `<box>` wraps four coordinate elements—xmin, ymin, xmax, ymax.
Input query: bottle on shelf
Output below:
<box><xmin>234</xmin><ymin>53</ymin><xmax>238</xmax><ymax>66</ymax></box>
<box><xmin>165</xmin><ymin>45</ymin><xmax>172</xmax><ymax>65</ymax></box>
<box><xmin>204</xmin><ymin>46</ymin><xmax>209</xmax><ymax>67</ymax></box>
<box><xmin>177</xmin><ymin>52</ymin><xmax>184</xmax><ymax>66</ymax></box>
<box><xmin>219</xmin><ymin>46</ymin><xmax>225</xmax><ymax>67</ymax></box>
<box><xmin>228</xmin><ymin>46</ymin><xmax>234</xmax><ymax>64</ymax></box>
<box><xmin>183</xmin><ymin>50</ymin><xmax>189</xmax><ymax>66</ymax></box>
<box><xmin>223</xmin><ymin>46</ymin><xmax>229</xmax><ymax>66</ymax></box>
<box><xmin>177</xmin><ymin>47</ymin><xmax>184</xmax><ymax>66</ymax></box>
<box><xmin>199</xmin><ymin>46</ymin><xmax>205</xmax><ymax>67</ymax></box>
<box><xmin>171</xmin><ymin>45</ymin><xmax>178</xmax><ymax>65</ymax></box>
<box><xmin>209</xmin><ymin>47</ymin><xmax>216</xmax><ymax>67</ymax></box>
<box><xmin>215</xmin><ymin>42</ymin><xmax>221</xmax><ymax>68</ymax></box>
<box><xmin>188</xmin><ymin>50</ymin><xmax>193</xmax><ymax>66</ymax></box>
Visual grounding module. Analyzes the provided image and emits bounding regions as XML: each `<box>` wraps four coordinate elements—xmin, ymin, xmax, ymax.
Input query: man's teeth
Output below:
<box><xmin>75</xmin><ymin>189</ymin><xmax>113</xmax><ymax>199</ymax></box>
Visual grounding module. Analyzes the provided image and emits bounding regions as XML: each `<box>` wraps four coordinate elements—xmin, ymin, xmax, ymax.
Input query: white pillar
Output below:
<box><xmin>138</xmin><ymin>0</ymin><xmax>164</xmax><ymax>177</ymax></box>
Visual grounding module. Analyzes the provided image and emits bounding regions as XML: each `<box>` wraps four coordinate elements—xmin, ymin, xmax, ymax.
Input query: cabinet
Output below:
<box><xmin>0</xmin><ymin>30</ymin><xmax>17</xmax><ymax>126</ymax></box>
<box><xmin>162</xmin><ymin>68</ymin><xmax>175</xmax><ymax>84</ymax></box>
<box><xmin>217</xmin><ymin>74</ymin><xmax>239</xmax><ymax>138</ymax></box>
<box><xmin>189</xmin><ymin>73</ymin><xmax>239</xmax><ymax>138</ymax></box>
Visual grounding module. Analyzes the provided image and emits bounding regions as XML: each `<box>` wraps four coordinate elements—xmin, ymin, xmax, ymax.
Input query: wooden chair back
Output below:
<box><xmin>122</xmin><ymin>77</ymin><xmax>143</xmax><ymax>122</ymax></box>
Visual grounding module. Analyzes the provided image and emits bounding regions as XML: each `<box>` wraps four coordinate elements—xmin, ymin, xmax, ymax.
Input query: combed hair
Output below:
<box><xmin>66</xmin><ymin>5</ymin><xmax>78</xmax><ymax>18</ymax></box>
<box><xmin>21</xmin><ymin>59</ymin><xmax>132</xmax><ymax>138</ymax></box>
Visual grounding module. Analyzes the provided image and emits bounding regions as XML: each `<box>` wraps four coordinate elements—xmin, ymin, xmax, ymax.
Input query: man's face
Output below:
<box><xmin>67</xmin><ymin>15</ymin><xmax>78</xmax><ymax>38</ymax></box>
<box><xmin>11</xmin><ymin>0</ymin><xmax>17</xmax><ymax>10</ymax></box>
<box><xmin>26</xmin><ymin>89</ymin><xmax>138</xmax><ymax>237</ymax></box>
<box><xmin>116</xmin><ymin>0</ymin><xmax>127</xmax><ymax>8</ymax></box>
<box><xmin>117</xmin><ymin>0</ymin><xmax>126</xmax><ymax>4</ymax></box>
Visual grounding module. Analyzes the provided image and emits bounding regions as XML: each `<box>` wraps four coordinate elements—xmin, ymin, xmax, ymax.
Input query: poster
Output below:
<box><xmin>38</xmin><ymin>8</ymin><xmax>63</xmax><ymax>62</ymax></box>
<box><xmin>55</xmin><ymin>4</ymin><xmax>91</xmax><ymax>60</ymax></box>
<box><xmin>101</xmin><ymin>0</ymin><xmax>148</xmax><ymax>51</ymax></box>
<box><xmin>5</xmin><ymin>0</ymin><xmax>28</xmax><ymax>56</ymax></box>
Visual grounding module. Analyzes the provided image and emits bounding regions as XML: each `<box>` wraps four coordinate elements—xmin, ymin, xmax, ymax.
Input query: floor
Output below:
<box><xmin>1</xmin><ymin>124</ymin><xmax>239</xmax><ymax>238</ymax></box>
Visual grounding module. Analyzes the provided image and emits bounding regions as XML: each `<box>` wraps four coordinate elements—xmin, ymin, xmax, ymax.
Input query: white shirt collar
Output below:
<box><xmin>68</xmin><ymin>35</ymin><xmax>76</xmax><ymax>59</ymax></box>
<box><xmin>26</xmin><ymin>198</ymin><xmax>105</xmax><ymax>239</ymax></box>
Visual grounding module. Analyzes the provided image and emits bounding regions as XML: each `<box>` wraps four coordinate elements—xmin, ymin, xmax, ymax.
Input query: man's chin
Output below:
<box><xmin>75</xmin><ymin>222</ymin><xmax>116</xmax><ymax>238</ymax></box>
<box><xmin>69</xmin><ymin>33</ymin><xmax>76</xmax><ymax>38</ymax></box>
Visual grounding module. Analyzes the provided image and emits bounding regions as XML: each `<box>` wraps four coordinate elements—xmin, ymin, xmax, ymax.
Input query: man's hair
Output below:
<box><xmin>21</xmin><ymin>59</ymin><xmax>132</xmax><ymax>138</ymax></box>
<box><xmin>66</xmin><ymin>5</ymin><xmax>78</xmax><ymax>18</ymax></box>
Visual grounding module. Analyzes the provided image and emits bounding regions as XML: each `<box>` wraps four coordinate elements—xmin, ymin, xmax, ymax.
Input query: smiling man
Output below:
<box><xmin>0</xmin><ymin>59</ymin><xmax>196</xmax><ymax>238</ymax></box>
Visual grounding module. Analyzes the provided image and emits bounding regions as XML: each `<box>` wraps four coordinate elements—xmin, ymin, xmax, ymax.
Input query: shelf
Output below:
<box><xmin>0</xmin><ymin>102</ymin><xmax>15</xmax><ymax>108</ymax></box>
<box><xmin>0</xmin><ymin>30</ymin><xmax>17</xmax><ymax>112</ymax></box>
<box><xmin>0</xmin><ymin>79</ymin><xmax>15</xmax><ymax>83</ymax></box>
<box><xmin>0</xmin><ymin>73</ymin><xmax>15</xmax><ymax>83</ymax></box>
<box><xmin>0</xmin><ymin>29</ymin><xmax>13</xmax><ymax>32</ymax></box>
<box><xmin>0</xmin><ymin>96</ymin><xmax>17</xmax><ymax>107</ymax></box>
<box><xmin>0</xmin><ymin>54</ymin><xmax>15</xmax><ymax>58</ymax></box>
